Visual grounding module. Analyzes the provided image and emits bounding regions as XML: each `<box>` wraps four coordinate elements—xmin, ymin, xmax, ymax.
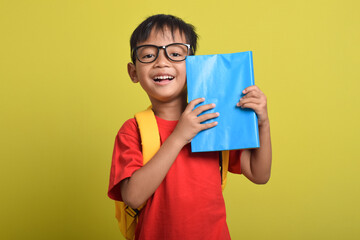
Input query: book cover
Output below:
<box><xmin>186</xmin><ymin>51</ymin><xmax>260</xmax><ymax>152</ymax></box>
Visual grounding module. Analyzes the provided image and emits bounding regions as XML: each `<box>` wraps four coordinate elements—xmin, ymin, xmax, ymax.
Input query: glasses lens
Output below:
<box><xmin>136</xmin><ymin>46</ymin><xmax>158</xmax><ymax>63</ymax></box>
<box><xmin>166</xmin><ymin>44</ymin><xmax>189</xmax><ymax>61</ymax></box>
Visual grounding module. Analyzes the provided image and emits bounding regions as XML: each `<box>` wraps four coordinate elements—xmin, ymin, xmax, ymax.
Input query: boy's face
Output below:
<box><xmin>128</xmin><ymin>27</ymin><xmax>188</xmax><ymax>104</ymax></box>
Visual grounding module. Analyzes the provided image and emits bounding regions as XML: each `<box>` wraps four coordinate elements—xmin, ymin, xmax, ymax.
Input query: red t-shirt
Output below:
<box><xmin>108</xmin><ymin>116</ymin><xmax>242</xmax><ymax>240</ymax></box>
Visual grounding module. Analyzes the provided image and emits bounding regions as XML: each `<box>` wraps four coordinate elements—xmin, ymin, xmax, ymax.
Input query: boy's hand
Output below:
<box><xmin>172</xmin><ymin>98</ymin><xmax>219</xmax><ymax>145</ymax></box>
<box><xmin>237</xmin><ymin>85</ymin><xmax>269</xmax><ymax>127</ymax></box>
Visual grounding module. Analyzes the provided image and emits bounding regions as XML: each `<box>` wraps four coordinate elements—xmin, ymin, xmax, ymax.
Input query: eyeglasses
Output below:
<box><xmin>133</xmin><ymin>43</ymin><xmax>191</xmax><ymax>63</ymax></box>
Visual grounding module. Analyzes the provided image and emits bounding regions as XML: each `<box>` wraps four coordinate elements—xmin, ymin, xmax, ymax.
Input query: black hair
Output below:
<box><xmin>130</xmin><ymin>14</ymin><xmax>198</xmax><ymax>63</ymax></box>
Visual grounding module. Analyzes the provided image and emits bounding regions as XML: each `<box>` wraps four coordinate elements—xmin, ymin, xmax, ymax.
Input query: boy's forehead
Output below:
<box><xmin>138</xmin><ymin>26</ymin><xmax>187</xmax><ymax>46</ymax></box>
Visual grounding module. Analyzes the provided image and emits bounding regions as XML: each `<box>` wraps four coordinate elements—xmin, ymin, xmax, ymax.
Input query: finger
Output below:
<box><xmin>239</xmin><ymin>92</ymin><xmax>266</xmax><ymax>105</ymax></box>
<box><xmin>242</xmin><ymin>85</ymin><xmax>261</xmax><ymax>94</ymax></box>
<box><xmin>239</xmin><ymin>102</ymin><xmax>259</xmax><ymax>110</ymax></box>
<box><xmin>200</xmin><ymin>121</ymin><xmax>218</xmax><ymax>130</ymax></box>
<box><xmin>192</xmin><ymin>103</ymin><xmax>216</xmax><ymax>116</ymax></box>
<box><xmin>185</xmin><ymin>98</ymin><xmax>205</xmax><ymax>113</ymax></box>
<box><xmin>197</xmin><ymin>112</ymin><xmax>219</xmax><ymax>123</ymax></box>
<box><xmin>240</xmin><ymin>91</ymin><xmax>261</xmax><ymax>100</ymax></box>
<box><xmin>237</xmin><ymin>97</ymin><xmax>262</xmax><ymax>107</ymax></box>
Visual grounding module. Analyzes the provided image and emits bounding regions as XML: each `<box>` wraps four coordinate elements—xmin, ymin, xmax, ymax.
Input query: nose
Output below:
<box><xmin>154</xmin><ymin>48</ymin><xmax>171</xmax><ymax>67</ymax></box>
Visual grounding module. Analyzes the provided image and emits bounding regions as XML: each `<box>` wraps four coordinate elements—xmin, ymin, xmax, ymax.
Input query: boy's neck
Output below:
<box><xmin>151</xmin><ymin>97</ymin><xmax>187</xmax><ymax>121</ymax></box>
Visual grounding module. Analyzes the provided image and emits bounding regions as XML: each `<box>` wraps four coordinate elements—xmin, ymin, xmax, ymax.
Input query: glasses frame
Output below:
<box><xmin>133</xmin><ymin>43</ymin><xmax>191</xmax><ymax>63</ymax></box>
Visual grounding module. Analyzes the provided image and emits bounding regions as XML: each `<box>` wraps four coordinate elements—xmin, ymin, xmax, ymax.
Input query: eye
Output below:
<box><xmin>137</xmin><ymin>46</ymin><xmax>157</xmax><ymax>61</ymax></box>
<box><xmin>142</xmin><ymin>54</ymin><xmax>156</xmax><ymax>59</ymax></box>
<box><xmin>170</xmin><ymin>52</ymin><xmax>182</xmax><ymax>57</ymax></box>
<box><xmin>167</xmin><ymin>44</ymin><xmax>188</xmax><ymax>59</ymax></box>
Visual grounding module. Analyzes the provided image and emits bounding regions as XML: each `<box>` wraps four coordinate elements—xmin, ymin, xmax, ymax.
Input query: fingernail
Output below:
<box><xmin>216</xmin><ymin>112</ymin><xmax>220</xmax><ymax>116</ymax></box>
<box><xmin>242</xmin><ymin>90</ymin><xmax>246</xmax><ymax>94</ymax></box>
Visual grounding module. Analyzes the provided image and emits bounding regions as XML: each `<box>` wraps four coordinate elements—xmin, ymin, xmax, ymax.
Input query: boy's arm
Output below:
<box><xmin>120</xmin><ymin>98</ymin><xmax>219</xmax><ymax>209</ymax></box>
<box><xmin>237</xmin><ymin>86</ymin><xmax>272</xmax><ymax>184</ymax></box>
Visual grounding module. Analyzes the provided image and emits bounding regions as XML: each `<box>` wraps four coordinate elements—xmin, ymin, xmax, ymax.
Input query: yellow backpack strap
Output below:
<box><xmin>115</xmin><ymin>201</ymin><xmax>137</xmax><ymax>240</ymax></box>
<box><xmin>221</xmin><ymin>150</ymin><xmax>230</xmax><ymax>191</ymax></box>
<box><xmin>134</xmin><ymin>106</ymin><xmax>161</xmax><ymax>164</ymax></box>
<box><xmin>114</xmin><ymin>107</ymin><xmax>160</xmax><ymax>240</ymax></box>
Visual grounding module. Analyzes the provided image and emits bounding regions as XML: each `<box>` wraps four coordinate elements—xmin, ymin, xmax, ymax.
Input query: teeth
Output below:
<box><xmin>154</xmin><ymin>75</ymin><xmax>174</xmax><ymax>80</ymax></box>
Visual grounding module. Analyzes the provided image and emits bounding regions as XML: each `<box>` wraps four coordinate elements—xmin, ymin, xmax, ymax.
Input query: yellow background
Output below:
<box><xmin>1</xmin><ymin>0</ymin><xmax>359</xmax><ymax>239</ymax></box>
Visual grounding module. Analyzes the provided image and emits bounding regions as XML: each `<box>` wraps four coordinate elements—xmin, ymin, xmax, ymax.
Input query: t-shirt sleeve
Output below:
<box><xmin>228</xmin><ymin>150</ymin><xmax>242</xmax><ymax>174</ymax></box>
<box><xmin>108</xmin><ymin>118</ymin><xmax>143</xmax><ymax>201</ymax></box>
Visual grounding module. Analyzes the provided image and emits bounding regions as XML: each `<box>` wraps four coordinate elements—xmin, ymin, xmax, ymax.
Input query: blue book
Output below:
<box><xmin>186</xmin><ymin>51</ymin><xmax>260</xmax><ymax>152</ymax></box>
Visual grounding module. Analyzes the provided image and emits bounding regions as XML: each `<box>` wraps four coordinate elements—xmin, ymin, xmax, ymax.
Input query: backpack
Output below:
<box><xmin>114</xmin><ymin>107</ymin><xmax>230</xmax><ymax>240</ymax></box>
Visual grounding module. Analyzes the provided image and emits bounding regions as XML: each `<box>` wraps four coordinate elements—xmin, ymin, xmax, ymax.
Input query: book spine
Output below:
<box><xmin>249</xmin><ymin>51</ymin><xmax>260</xmax><ymax>148</ymax></box>
<box><xmin>249</xmin><ymin>51</ymin><xmax>255</xmax><ymax>85</ymax></box>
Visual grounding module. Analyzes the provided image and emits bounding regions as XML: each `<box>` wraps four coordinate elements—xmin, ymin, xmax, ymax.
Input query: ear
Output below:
<box><xmin>127</xmin><ymin>62</ymin><xmax>139</xmax><ymax>83</ymax></box>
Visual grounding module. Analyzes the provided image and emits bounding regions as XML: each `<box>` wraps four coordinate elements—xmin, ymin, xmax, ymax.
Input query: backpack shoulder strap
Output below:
<box><xmin>221</xmin><ymin>150</ymin><xmax>230</xmax><ymax>191</ymax></box>
<box><xmin>114</xmin><ymin>106</ymin><xmax>160</xmax><ymax>240</ymax></box>
<box><xmin>134</xmin><ymin>106</ymin><xmax>160</xmax><ymax>164</ymax></box>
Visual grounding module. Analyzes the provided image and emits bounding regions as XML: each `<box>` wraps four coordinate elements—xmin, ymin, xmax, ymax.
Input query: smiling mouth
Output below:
<box><xmin>153</xmin><ymin>75</ymin><xmax>175</xmax><ymax>82</ymax></box>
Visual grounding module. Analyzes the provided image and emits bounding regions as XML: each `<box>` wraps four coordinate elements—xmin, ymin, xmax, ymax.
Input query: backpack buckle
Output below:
<box><xmin>125</xmin><ymin>206</ymin><xmax>139</xmax><ymax>218</ymax></box>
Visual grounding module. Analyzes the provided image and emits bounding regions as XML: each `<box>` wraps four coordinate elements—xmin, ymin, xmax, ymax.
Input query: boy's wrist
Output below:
<box><xmin>258</xmin><ymin>118</ymin><xmax>270</xmax><ymax>128</ymax></box>
<box><xmin>167</xmin><ymin>132</ymin><xmax>187</xmax><ymax>150</ymax></box>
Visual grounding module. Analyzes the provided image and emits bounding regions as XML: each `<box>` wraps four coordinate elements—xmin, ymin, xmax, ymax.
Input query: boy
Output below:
<box><xmin>108</xmin><ymin>14</ymin><xmax>272</xmax><ymax>239</ymax></box>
